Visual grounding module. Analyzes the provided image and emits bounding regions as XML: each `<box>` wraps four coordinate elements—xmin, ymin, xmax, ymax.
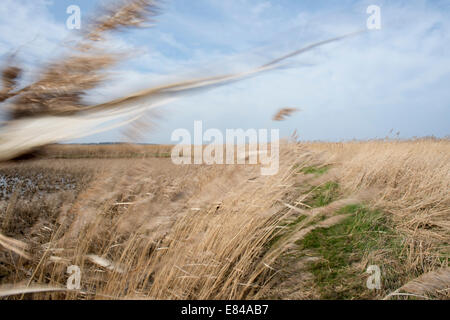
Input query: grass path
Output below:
<box><xmin>263</xmin><ymin>164</ymin><xmax>414</xmax><ymax>299</ymax></box>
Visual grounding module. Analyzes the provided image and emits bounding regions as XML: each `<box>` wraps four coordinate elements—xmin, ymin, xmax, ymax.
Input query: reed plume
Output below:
<box><xmin>0</xmin><ymin>0</ymin><xmax>360</xmax><ymax>161</ymax></box>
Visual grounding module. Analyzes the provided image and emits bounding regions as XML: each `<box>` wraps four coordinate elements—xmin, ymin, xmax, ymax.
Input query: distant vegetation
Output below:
<box><xmin>0</xmin><ymin>139</ymin><xmax>448</xmax><ymax>300</ymax></box>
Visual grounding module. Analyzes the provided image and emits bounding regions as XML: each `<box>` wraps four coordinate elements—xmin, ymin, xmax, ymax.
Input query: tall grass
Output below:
<box><xmin>0</xmin><ymin>140</ymin><xmax>448</xmax><ymax>299</ymax></box>
<box><xmin>306</xmin><ymin>139</ymin><xmax>450</xmax><ymax>277</ymax></box>
<box><xmin>1</xmin><ymin>144</ymin><xmax>305</xmax><ymax>299</ymax></box>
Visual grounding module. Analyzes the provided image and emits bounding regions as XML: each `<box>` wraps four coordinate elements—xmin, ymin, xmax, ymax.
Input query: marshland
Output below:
<box><xmin>0</xmin><ymin>0</ymin><xmax>449</xmax><ymax>300</ymax></box>
<box><xmin>0</xmin><ymin>139</ymin><xmax>448</xmax><ymax>299</ymax></box>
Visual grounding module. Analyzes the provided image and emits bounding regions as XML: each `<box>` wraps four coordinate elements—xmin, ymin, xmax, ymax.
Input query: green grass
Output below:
<box><xmin>264</xmin><ymin>172</ymin><xmax>410</xmax><ymax>299</ymax></box>
<box><xmin>300</xmin><ymin>165</ymin><xmax>330</xmax><ymax>176</ymax></box>
<box><xmin>305</xmin><ymin>181</ymin><xmax>340</xmax><ymax>208</ymax></box>
<box><xmin>265</xmin><ymin>214</ymin><xmax>308</xmax><ymax>250</ymax></box>
<box><xmin>266</xmin><ymin>181</ymin><xmax>339</xmax><ymax>251</ymax></box>
<box><xmin>296</xmin><ymin>204</ymin><xmax>405</xmax><ymax>299</ymax></box>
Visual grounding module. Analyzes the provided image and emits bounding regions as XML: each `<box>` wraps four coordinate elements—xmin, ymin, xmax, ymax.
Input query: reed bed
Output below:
<box><xmin>0</xmin><ymin>139</ymin><xmax>448</xmax><ymax>299</ymax></box>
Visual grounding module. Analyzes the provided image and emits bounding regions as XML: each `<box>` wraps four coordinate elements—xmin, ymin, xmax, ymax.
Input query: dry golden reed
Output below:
<box><xmin>0</xmin><ymin>0</ymin><xmax>361</xmax><ymax>161</ymax></box>
<box><xmin>0</xmin><ymin>0</ymin><xmax>447</xmax><ymax>301</ymax></box>
<box><xmin>0</xmin><ymin>140</ymin><xmax>448</xmax><ymax>299</ymax></box>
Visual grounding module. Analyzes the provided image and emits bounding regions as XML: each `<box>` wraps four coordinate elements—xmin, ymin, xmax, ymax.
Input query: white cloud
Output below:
<box><xmin>0</xmin><ymin>0</ymin><xmax>68</xmax><ymax>62</ymax></box>
<box><xmin>252</xmin><ymin>1</ymin><xmax>271</xmax><ymax>16</ymax></box>
<box><xmin>1</xmin><ymin>0</ymin><xmax>449</xmax><ymax>143</ymax></box>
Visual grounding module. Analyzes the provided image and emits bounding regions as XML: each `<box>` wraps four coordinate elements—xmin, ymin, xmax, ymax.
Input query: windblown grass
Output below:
<box><xmin>0</xmin><ymin>0</ymin><xmax>446</xmax><ymax>301</ymax></box>
<box><xmin>264</xmin><ymin>138</ymin><xmax>449</xmax><ymax>299</ymax></box>
<box><xmin>0</xmin><ymin>139</ymin><xmax>448</xmax><ymax>300</ymax></box>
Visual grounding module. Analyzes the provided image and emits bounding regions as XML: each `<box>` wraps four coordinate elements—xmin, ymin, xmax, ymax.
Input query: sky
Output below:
<box><xmin>0</xmin><ymin>0</ymin><xmax>449</xmax><ymax>143</ymax></box>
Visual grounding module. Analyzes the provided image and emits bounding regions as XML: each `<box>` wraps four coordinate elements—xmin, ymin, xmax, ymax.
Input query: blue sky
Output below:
<box><xmin>0</xmin><ymin>0</ymin><xmax>449</xmax><ymax>143</ymax></box>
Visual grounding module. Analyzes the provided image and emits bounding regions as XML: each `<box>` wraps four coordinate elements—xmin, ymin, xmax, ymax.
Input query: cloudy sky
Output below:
<box><xmin>0</xmin><ymin>0</ymin><xmax>449</xmax><ymax>143</ymax></box>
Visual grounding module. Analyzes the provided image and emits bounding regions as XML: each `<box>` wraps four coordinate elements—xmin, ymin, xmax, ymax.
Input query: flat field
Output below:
<box><xmin>0</xmin><ymin>140</ymin><xmax>448</xmax><ymax>299</ymax></box>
